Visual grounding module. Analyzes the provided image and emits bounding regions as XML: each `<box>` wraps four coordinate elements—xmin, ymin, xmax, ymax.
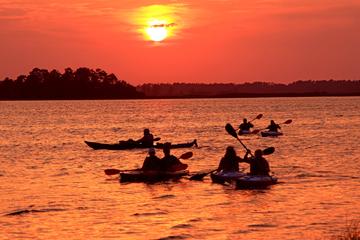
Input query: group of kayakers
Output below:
<box><xmin>239</xmin><ymin>118</ymin><xmax>281</xmax><ymax>134</ymax></box>
<box><xmin>111</xmin><ymin>113</ymin><xmax>289</xmax><ymax>180</ymax></box>
<box><xmin>136</xmin><ymin>129</ymin><xmax>271</xmax><ymax>177</ymax></box>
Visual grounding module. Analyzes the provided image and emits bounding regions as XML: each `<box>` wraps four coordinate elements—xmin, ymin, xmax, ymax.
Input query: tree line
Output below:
<box><xmin>1</xmin><ymin>68</ymin><xmax>360</xmax><ymax>99</ymax></box>
<box><xmin>137</xmin><ymin>80</ymin><xmax>360</xmax><ymax>98</ymax></box>
<box><xmin>0</xmin><ymin>67</ymin><xmax>144</xmax><ymax>100</ymax></box>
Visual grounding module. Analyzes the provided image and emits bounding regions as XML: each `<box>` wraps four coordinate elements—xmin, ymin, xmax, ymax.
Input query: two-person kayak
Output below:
<box><xmin>120</xmin><ymin>169</ymin><xmax>189</xmax><ymax>183</ymax></box>
<box><xmin>85</xmin><ymin>139</ymin><xmax>198</xmax><ymax>150</ymax></box>
<box><xmin>210</xmin><ymin>171</ymin><xmax>278</xmax><ymax>189</ymax></box>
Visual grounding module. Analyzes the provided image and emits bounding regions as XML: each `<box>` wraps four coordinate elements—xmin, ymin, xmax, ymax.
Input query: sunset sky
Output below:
<box><xmin>1</xmin><ymin>0</ymin><xmax>360</xmax><ymax>84</ymax></box>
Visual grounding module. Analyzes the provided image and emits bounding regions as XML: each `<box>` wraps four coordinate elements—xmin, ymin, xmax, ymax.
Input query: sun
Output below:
<box><xmin>146</xmin><ymin>21</ymin><xmax>168</xmax><ymax>42</ymax></box>
<box><xmin>131</xmin><ymin>5</ymin><xmax>184</xmax><ymax>43</ymax></box>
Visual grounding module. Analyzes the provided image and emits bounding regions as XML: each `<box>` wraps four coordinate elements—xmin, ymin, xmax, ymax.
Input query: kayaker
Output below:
<box><xmin>137</xmin><ymin>128</ymin><xmax>154</xmax><ymax>147</ymax></box>
<box><xmin>217</xmin><ymin>146</ymin><xmax>243</xmax><ymax>172</ymax></box>
<box><xmin>161</xmin><ymin>142</ymin><xmax>187</xmax><ymax>171</ymax></box>
<box><xmin>242</xmin><ymin>149</ymin><xmax>270</xmax><ymax>176</ymax></box>
<box><xmin>141</xmin><ymin>148</ymin><xmax>162</xmax><ymax>171</ymax></box>
<box><xmin>266</xmin><ymin>120</ymin><xmax>281</xmax><ymax>132</ymax></box>
<box><xmin>239</xmin><ymin>118</ymin><xmax>254</xmax><ymax>132</ymax></box>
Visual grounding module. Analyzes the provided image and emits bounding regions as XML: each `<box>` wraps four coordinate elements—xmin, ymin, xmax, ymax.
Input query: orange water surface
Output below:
<box><xmin>0</xmin><ymin>97</ymin><xmax>359</xmax><ymax>239</ymax></box>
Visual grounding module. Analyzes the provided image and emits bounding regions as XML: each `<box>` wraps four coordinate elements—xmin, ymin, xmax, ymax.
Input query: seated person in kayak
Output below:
<box><xmin>239</xmin><ymin>118</ymin><xmax>254</xmax><ymax>133</ymax></box>
<box><xmin>217</xmin><ymin>146</ymin><xmax>243</xmax><ymax>172</ymax></box>
<box><xmin>242</xmin><ymin>149</ymin><xmax>270</xmax><ymax>176</ymax></box>
<box><xmin>266</xmin><ymin>120</ymin><xmax>281</xmax><ymax>132</ymax></box>
<box><xmin>136</xmin><ymin>128</ymin><xmax>154</xmax><ymax>147</ymax></box>
<box><xmin>161</xmin><ymin>142</ymin><xmax>188</xmax><ymax>172</ymax></box>
<box><xmin>141</xmin><ymin>148</ymin><xmax>162</xmax><ymax>171</ymax></box>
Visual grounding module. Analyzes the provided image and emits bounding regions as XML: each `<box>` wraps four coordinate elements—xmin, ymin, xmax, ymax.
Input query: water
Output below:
<box><xmin>0</xmin><ymin>97</ymin><xmax>359</xmax><ymax>239</ymax></box>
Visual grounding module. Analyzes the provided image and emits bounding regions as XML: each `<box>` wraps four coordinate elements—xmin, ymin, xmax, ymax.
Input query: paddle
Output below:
<box><xmin>189</xmin><ymin>146</ymin><xmax>275</xmax><ymax>181</ymax></box>
<box><xmin>104</xmin><ymin>151</ymin><xmax>193</xmax><ymax>176</ymax></box>
<box><xmin>249</xmin><ymin>113</ymin><xmax>263</xmax><ymax>123</ymax></box>
<box><xmin>252</xmin><ymin>119</ymin><xmax>292</xmax><ymax>134</ymax></box>
<box><xmin>226</xmin><ymin>123</ymin><xmax>252</xmax><ymax>155</ymax></box>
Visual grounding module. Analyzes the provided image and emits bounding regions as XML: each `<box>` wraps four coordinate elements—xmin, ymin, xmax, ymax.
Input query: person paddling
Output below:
<box><xmin>239</xmin><ymin>118</ymin><xmax>254</xmax><ymax>134</ymax></box>
<box><xmin>161</xmin><ymin>142</ymin><xmax>187</xmax><ymax>172</ymax></box>
<box><xmin>266</xmin><ymin>120</ymin><xmax>281</xmax><ymax>132</ymax></box>
<box><xmin>137</xmin><ymin>128</ymin><xmax>154</xmax><ymax>147</ymax></box>
<box><xmin>217</xmin><ymin>146</ymin><xmax>244</xmax><ymax>172</ymax></box>
<box><xmin>242</xmin><ymin>149</ymin><xmax>270</xmax><ymax>176</ymax></box>
<box><xmin>141</xmin><ymin>148</ymin><xmax>162</xmax><ymax>171</ymax></box>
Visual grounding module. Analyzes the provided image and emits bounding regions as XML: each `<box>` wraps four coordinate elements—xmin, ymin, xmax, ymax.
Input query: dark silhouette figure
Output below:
<box><xmin>242</xmin><ymin>149</ymin><xmax>270</xmax><ymax>176</ymax></box>
<box><xmin>266</xmin><ymin>120</ymin><xmax>281</xmax><ymax>132</ymax></box>
<box><xmin>217</xmin><ymin>146</ymin><xmax>243</xmax><ymax>172</ymax></box>
<box><xmin>137</xmin><ymin>128</ymin><xmax>154</xmax><ymax>147</ymax></box>
<box><xmin>161</xmin><ymin>142</ymin><xmax>186</xmax><ymax>171</ymax></box>
<box><xmin>141</xmin><ymin>148</ymin><xmax>162</xmax><ymax>171</ymax></box>
<box><xmin>239</xmin><ymin>118</ymin><xmax>254</xmax><ymax>132</ymax></box>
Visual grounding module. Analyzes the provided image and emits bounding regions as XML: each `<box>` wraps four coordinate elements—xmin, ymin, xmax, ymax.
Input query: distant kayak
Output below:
<box><xmin>120</xmin><ymin>168</ymin><xmax>189</xmax><ymax>183</ymax></box>
<box><xmin>235</xmin><ymin>175</ymin><xmax>278</xmax><ymax>189</ymax></box>
<box><xmin>260</xmin><ymin>131</ymin><xmax>283</xmax><ymax>137</ymax></box>
<box><xmin>210</xmin><ymin>171</ymin><xmax>246</xmax><ymax>184</ymax></box>
<box><xmin>85</xmin><ymin>139</ymin><xmax>197</xmax><ymax>150</ymax></box>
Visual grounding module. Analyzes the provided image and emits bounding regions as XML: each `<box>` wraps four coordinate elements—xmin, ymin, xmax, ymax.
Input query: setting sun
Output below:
<box><xmin>146</xmin><ymin>20</ymin><xmax>168</xmax><ymax>42</ymax></box>
<box><xmin>131</xmin><ymin>4</ymin><xmax>186</xmax><ymax>43</ymax></box>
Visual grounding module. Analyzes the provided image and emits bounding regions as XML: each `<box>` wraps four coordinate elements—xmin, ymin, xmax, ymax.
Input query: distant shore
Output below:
<box><xmin>1</xmin><ymin>67</ymin><xmax>359</xmax><ymax>100</ymax></box>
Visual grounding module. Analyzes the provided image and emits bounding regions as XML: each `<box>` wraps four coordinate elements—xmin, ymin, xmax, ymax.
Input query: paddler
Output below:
<box><xmin>137</xmin><ymin>128</ymin><xmax>154</xmax><ymax>147</ymax></box>
<box><xmin>141</xmin><ymin>148</ymin><xmax>162</xmax><ymax>171</ymax></box>
<box><xmin>242</xmin><ymin>149</ymin><xmax>271</xmax><ymax>176</ymax></box>
<box><xmin>161</xmin><ymin>142</ymin><xmax>187</xmax><ymax>171</ymax></box>
<box><xmin>217</xmin><ymin>146</ymin><xmax>244</xmax><ymax>172</ymax></box>
<box><xmin>265</xmin><ymin>120</ymin><xmax>281</xmax><ymax>132</ymax></box>
<box><xmin>238</xmin><ymin>118</ymin><xmax>254</xmax><ymax>133</ymax></box>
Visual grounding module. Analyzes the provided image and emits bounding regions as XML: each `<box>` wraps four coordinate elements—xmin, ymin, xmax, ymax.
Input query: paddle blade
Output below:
<box><xmin>190</xmin><ymin>169</ymin><xmax>216</xmax><ymax>181</ymax></box>
<box><xmin>154</xmin><ymin>137</ymin><xmax>161</xmax><ymax>141</ymax></box>
<box><xmin>225</xmin><ymin>123</ymin><xmax>238</xmax><ymax>138</ymax></box>
<box><xmin>180</xmin><ymin>151</ymin><xmax>193</xmax><ymax>159</ymax></box>
<box><xmin>189</xmin><ymin>173</ymin><xmax>208</xmax><ymax>181</ymax></box>
<box><xmin>104</xmin><ymin>169</ymin><xmax>121</xmax><ymax>175</ymax></box>
<box><xmin>283</xmin><ymin>119</ymin><xmax>292</xmax><ymax>124</ymax></box>
<box><xmin>256</xmin><ymin>114</ymin><xmax>263</xmax><ymax>120</ymax></box>
<box><xmin>262</xmin><ymin>147</ymin><xmax>275</xmax><ymax>155</ymax></box>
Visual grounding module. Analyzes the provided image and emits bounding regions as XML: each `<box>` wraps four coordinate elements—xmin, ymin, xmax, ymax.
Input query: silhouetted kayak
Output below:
<box><xmin>120</xmin><ymin>169</ymin><xmax>189</xmax><ymax>183</ymax></box>
<box><xmin>238</xmin><ymin>130</ymin><xmax>252</xmax><ymax>135</ymax></box>
<box><xmin>84</xmin><ymin>139</ymin><xmax>197</xmax><ymax>150</ymax></box>
<box><xmin>236</xmin><ymin>175</ymin><xmax>278</xmax><ymax>189</ymax></box>
<box><xmin>210</xmin><ymin>171</ymin><xmax>246</xmax><ymax>184</ymax></box>
<box><xmin>210</xmin><ymin>171</ymin><xmax>278</xmax><ymax>189</ymax></box>
<box><xmin>260</xmin><ymin>131</ymin><xmax>283</xmax><ymax>137</ymax></box>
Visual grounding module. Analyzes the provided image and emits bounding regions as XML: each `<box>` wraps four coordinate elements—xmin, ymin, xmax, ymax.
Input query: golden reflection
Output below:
<box><xmin>131</xmin><ymin>4</ymin><xmax>186</xmax><ymax>42</ymax></box>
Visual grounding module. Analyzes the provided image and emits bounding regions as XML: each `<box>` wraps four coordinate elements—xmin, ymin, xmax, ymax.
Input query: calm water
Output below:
<box><xmin>0</xmin><ymin>97</ymin><xmax>359</xmax><ymax>239</ymax></box>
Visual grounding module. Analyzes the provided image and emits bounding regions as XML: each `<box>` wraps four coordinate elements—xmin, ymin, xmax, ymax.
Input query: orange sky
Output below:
<box><xmin>1</xmin><ymin>0</ymin><xmax>360</xmax><ymax>84</ymax></box>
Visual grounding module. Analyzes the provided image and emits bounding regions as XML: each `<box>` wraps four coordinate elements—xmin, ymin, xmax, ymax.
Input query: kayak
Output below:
<box><xmin>85</xmin><ymin>139</ymin><xmax>198</xmax><ymax>150</ymax></box>
<box><xmin>235</xmin><ymin>175</ymin><xmax>278</xmax><ymax>189</ymax></box>
<box><xmin>120</xmin><ymin>169</ymin><xmax>189</xmax><ymax>183</ymax></box>
<box><xmin>238</xmin><ymin>130</ymin><xmax>252</xmax><ymax>135</ymax></box>
<box><xmin>210</xmin><ymin>171</ymin><xmax>246</xmax><ymax>184</ymax></box>
<box><xmin>260</xmin><ymin>131</ymin><xmax>283</xmax><ymax>137</ymax></box>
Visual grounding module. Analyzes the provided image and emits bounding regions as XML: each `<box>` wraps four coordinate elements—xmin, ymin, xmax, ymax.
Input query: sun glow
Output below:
<box><xmin>131</xmin><ymin>4</ymin><xmax>187</xmax><ymax>43</ymax></box>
